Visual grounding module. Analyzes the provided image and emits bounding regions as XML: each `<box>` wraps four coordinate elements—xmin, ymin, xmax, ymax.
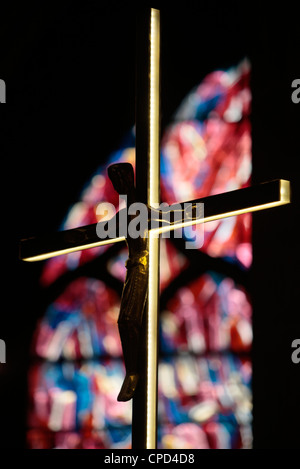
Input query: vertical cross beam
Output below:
<box><xmin>133</xmin><ymin>8</ymin><xmax>161</xmax><ymax>449</ymax></box>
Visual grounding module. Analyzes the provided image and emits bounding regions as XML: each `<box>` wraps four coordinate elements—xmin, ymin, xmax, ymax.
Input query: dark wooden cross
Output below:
<box><xmin>20</xmin><ymin>8</ymin><xmax>290</xmax><ymax>449</ymax></box>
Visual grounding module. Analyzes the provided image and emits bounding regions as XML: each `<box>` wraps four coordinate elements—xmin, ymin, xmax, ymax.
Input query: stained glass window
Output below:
<box><xmin>28</xmin><ymin>60</ymin><xmax>253</xmax><ymax>449</ymax></box>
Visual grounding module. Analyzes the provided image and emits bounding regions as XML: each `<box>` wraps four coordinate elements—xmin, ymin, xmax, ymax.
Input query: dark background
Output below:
<box><xmin>0</xmin><ymin>2</ymin><xmax>299</xmax><ymax>448</ymax></box>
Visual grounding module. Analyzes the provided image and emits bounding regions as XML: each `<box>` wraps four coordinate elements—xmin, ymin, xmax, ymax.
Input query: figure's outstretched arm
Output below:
<box><xmin>148</xmin><ymin>204</ymin><xmax>203</xmax><ymax>232</ymax></box>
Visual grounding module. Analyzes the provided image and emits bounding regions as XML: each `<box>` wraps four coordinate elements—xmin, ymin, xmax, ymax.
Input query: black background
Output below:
<box><xmin>0</xmin><ymin>2</ymin><xmax>299</xmax><ymax>448</ymax></box>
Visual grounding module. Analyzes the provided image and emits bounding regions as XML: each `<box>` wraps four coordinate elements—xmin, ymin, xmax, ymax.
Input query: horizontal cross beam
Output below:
<box><xmin>20</xmin><ymin>179</ymin><xmax>290</xmax><ymax>263</ymax></box>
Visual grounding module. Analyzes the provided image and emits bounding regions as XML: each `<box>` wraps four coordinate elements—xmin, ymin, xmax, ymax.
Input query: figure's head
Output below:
<box><xmin>107</xmin><ymin>163</ymin><xmax>135</xmax><ymax>196</ymax></box>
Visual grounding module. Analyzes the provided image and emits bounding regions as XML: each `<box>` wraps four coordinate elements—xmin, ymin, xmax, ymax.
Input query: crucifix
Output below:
<box><xmin>20</xmin><ymin>8</ymin><xmax>291</xmax><ymax>449</ymax></box>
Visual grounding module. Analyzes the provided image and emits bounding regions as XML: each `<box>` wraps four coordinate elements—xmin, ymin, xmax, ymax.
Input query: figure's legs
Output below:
<box><xmin>117</xmin><ymin>264</ymin><xmax>148</xmax><ymax>402</ymax></box>
<box><xmin>117</xmin><ymin>319</ymin><xmax>143</xmax><ymax>402</ymax></box>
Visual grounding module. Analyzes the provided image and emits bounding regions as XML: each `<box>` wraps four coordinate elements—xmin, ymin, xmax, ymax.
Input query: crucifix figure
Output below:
<box><xmin>20</xmin><ymin>8</ymin><xmax>291</xmax><ymax>449</ymax></box>
<box><xmin>107</xmin><ymin>162</ymin><xmax>149</xmax><ymax>403</ymax></box>
<box><xmin>107</xmin><ymin>162</ymin><xmax>204</xmax><ymax>403</ymax></box>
